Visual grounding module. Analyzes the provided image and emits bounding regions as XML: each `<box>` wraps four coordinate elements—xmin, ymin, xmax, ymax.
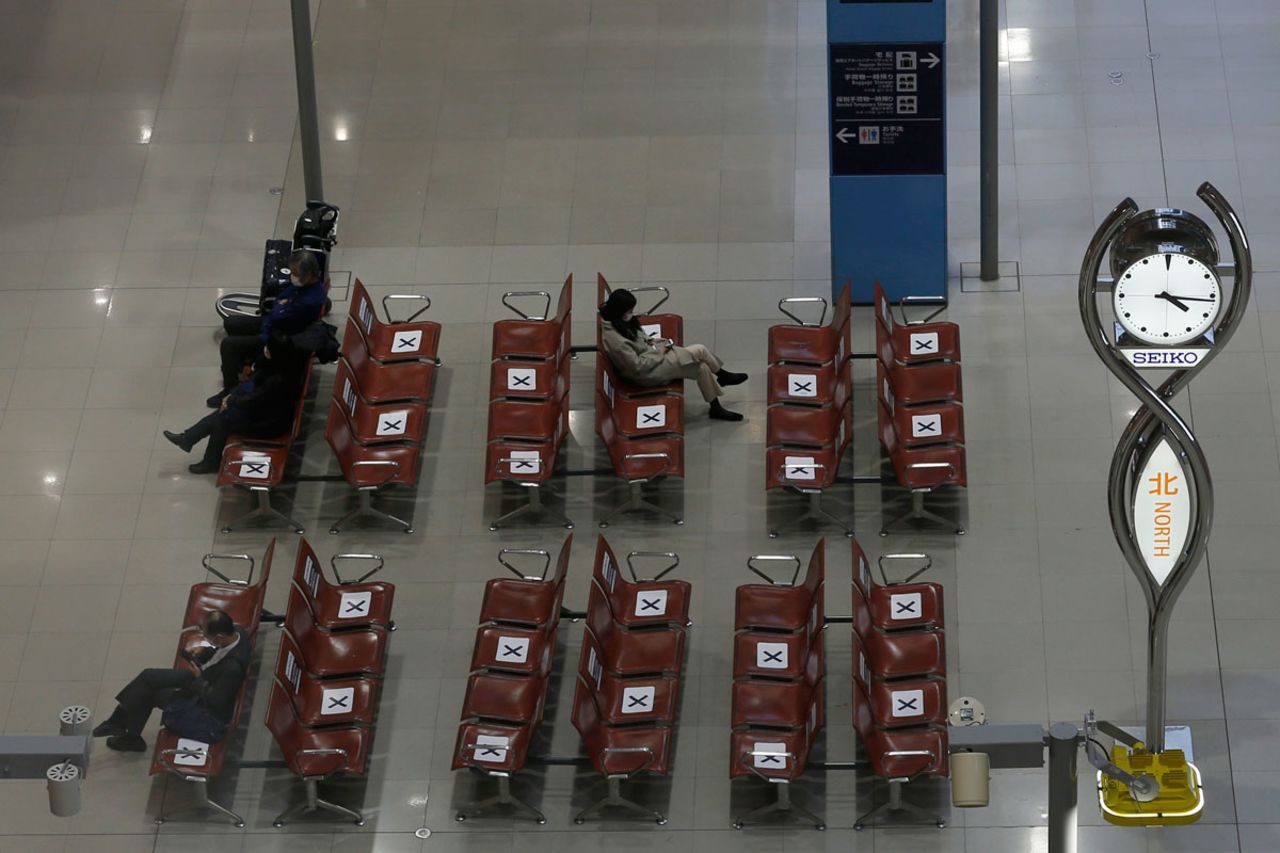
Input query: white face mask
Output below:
<box><xmin>290</xmin><ymin>275</ymin><xmax>302</xmax><ymax>286</ymax></box>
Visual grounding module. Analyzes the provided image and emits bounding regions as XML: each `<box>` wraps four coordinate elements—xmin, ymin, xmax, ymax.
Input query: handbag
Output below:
<box><xmin>161</xmin><ymin>695</ymin><xmax>228</xmax><ymax>744</ymax></box>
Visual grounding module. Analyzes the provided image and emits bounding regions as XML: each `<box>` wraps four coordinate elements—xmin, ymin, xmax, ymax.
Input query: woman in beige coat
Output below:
<box><xmin>599</xmin><ymin>288</ymin><xmax>747</xmax><ymax>421</ymax></box>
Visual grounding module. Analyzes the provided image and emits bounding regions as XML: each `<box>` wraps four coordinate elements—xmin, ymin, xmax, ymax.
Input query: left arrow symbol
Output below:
<box><xmin>836</xmin><ymin>127</ymin><xmax>855</xmax><ymax>143</ymax></box>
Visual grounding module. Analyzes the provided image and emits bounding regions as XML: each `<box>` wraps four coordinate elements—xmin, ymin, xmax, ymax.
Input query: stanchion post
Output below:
<box><xmin>1047</xmin><ymin>723</ymin><xmax>1081</xmax><ymax>853</ymax></box>
<box><xmin>979</xmin><ymin>0</ymin><xmax>999</xmax><ymax>280</ymax></box>
<box><xmin>290</xmin><ymin>0</ymin><xmax>324</xmax><ymax>202</ymax></box>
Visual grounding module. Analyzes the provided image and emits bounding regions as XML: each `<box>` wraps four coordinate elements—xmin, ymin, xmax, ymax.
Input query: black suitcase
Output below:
<box><xmin>260</xmin><ymin>238</ymin><xmax>293</xmax><ymax>312</ymax></box>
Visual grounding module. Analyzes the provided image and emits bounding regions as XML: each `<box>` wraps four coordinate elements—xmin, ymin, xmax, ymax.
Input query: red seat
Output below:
<box><xmin>597</xmin><ymin>411</ymin><xmax>685</xmax><ymax>482</ymax></box>
<box><xmin>852</xmin><ymin>539</ymin><xmax>944</xmax><ymax>632</ymax></box>
<box><xmin>276</xmin><ymin>632</ymin><xmax>380</xmax><ymax>727</ymax></box>
<box><xmin>592</xmin><ymin>535</ymin><xmax>691</xmax><ymax>629</ymax></box>
<box><xmin>460</xmin><ymin>671</ymin><xmax>549</xmax><ymax>727</ymax></box>
<box><xmin>346</xmin><ymin>278</ymin><xmax>441</xmax><ymax>363</ymax></box>
<box><xmin>767</xmin><ymin>363</ymin><xmax>837</xmax><ymax>406</ymax></box>
<box><xmin>331</xmin><ymin>360</ymin><xmax>429</xmax><ymax>446</ymax></box>
<box><xmin>326</xmin><ymin>402</ymin><xmax>420</xmax><ymax>534</ymax></box>
<box><xmin>600</xmin><ymin>380</ymin><xmax>685</xmax><ymax>438</ymax></box>
<box><xmin>767</xmin><ymin>286</ymin><xmax>851</xmax><ymax>367</ymax></box>
<box><xmin>339</xmin><ymin>341</ymin><xmax>435</xmax><ymax>404</ymax></box>
<box><xmin>880</xmin><ymin>398</ymin><xmax>964</xmax><ymax>450</ymax></box>
<box><xmin>764</xmin><ymin>445</ymin><xmax>844</xmax><ymax>492</ymax></box>
<box><xmin>596</xmin><ymin>274</ymin><xmax>683</xmax><ymax>398</ymax></box>
<box><xmin>731</xmin><ymin>677</ymin><xmax>824</xmax><ymax>730</ymax></box>
<box><xmin>877</xmin><ymin>360</ymin><xmax>961</xmax><ymax>409</ymax></box>
<box><xmin>853</xmin><ymin>626</ymin><xmax>945</xmax><ymax>682</ymax></box>
<box><xmin>478</xmin><ymin>539</ymin><xmax>571</xmax><ymax>627</ymax></box>
<box><xmin>492</xmin><ymin>277</ymin><xmax>572</xmax><ymax>360</ymax></box>
<box><xmin>451</xmin><ymin>721</ymin><xmax>534</xmax><ymax>774</ymax></box>
<box><xmin>874</xmin><ymin>281</ymin><xmax>960</xmax><ymax>365</ymax></box>
<box><xmin>859</xmin><ymin>674</ymin><xmax>947</xmax><ymax>731</ymax></box>
<box><xmin>293</xmin><ymin>537</ymin><xmax>395</xmax><ymax>630</ymax></box>
<box><xmin>734</xmin><ymin>543</ymin><xmax>825</xmax><ymax>633</ymax></box>
<box><xmin>852</xmin><ymin>676</ymin><xmax>949</xmax><ymax>830</ymax></box>
<box><xmin>729</xmin><ymin>728</ymin><xmax>815</xmax><ymax>781</ymax></box>
<box><xmin>266</xmin><ymin>682</ymin><xmax>373</xmax><ymax>777</ymax></box>
<box><xmin>285</xmin><ymin>585</ymin><xmax>388</xmax><ymax>678</ymax></box>
<box><xmin>879</xmin><ymin>402</ymin><xmax>967</xmax><ymax>490</ymax></box>
<box><xmin>766</xmin><ymin>404</ymin><xmax>843</xmax><ymax>448</ymax></box>
<box><xmin>471</xmin><ymin>623</ymin><xmax>556</xmax><ymax>676</ymax></box>
<box><xmin>184</xmin><ymin>540</ymin><xmax>275</xmax><ymax>635</ymax></box>
<box><xmin>586</xmin><ymin>583</ymin><xmax>684</xmax><ymax>676</ymax></box>
<box><xmin>579</xmin><ymin>630</ymin><xmax>679</xmax><ymax>724</ymax></box>
<box><xmin>488</xmin><ymin>356</ymin><xmax>567</xmax><ymax>402</ymax></box>
<box><xmin>733</xmin><ymin>629</ymin><xmax>818</xmax><ymax>682</ymax></box>
<box><xmin>573</xmin><ymin>677</ymin><xmax>673</xmax><ymax>778</ymax></box>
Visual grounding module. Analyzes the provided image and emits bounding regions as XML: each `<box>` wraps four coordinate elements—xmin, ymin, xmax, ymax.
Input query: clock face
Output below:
<box><xmin>1113</xmin><ymin>253</ymin><xmax>1221</xmax><ymax>345</ymax></box>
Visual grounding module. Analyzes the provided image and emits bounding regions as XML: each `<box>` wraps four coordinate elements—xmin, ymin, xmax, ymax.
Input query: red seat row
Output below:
<box><xmin>729</xmin><ymin>542</ymin><xmax>827</xmax><ymax>830</ymax></box>
<box><xmin>328</xmin><ymin>278</ymin><xmax>441</xmax><ymax>534</ymax></box>
<box><xmin>873</xmin><ymin>282</ymin><xmax>967</xmax><ymax>536</ymax></box>
<box><xmin>765</xmin><ymin>283</ymin><xmax>854</xmax><ymax>538</ymax></box>
<box><xmin>265</xmin><ymin>538</ymin><xmax>394</xmax><ymax>827</ymax></box>
<box><xmin>485</xmin><ymin>275</ymin><xmax>574</xmax><ymax>530</ymax></box>
<box><xmin>850</xmin><ymin>537</ymin><xmax>949</xmax><ymax>830</ymax></box>
<box><xmin>150</xmin><ymin>541</ymin><xmax>276</xmax><ymax>827</ymax></box>
<box><xmin>595</xmin><ymin>274</ymin><xmax>685</xmax><ymax>527</ymax></box>
<box><xmin>452</xmin><ymin>535</ymin><xmax>573</xmax><ymax>824</ymax></box>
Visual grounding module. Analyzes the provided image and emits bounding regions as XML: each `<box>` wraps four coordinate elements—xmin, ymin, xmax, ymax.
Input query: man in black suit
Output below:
<box><xmin>92</xmin><ymin>609</ymin><xmax>250</xmax><ymax>752</ymax></box>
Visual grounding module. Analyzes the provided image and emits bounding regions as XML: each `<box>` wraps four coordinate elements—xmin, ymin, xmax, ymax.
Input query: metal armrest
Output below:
<box><xmin>350</xmin><ymin>459</ymin><xmax>402</xmax><ymax>487</ymax></box>
<box><xmin>599</xmin><ymin>745</ymin><xmax>655</xmax><ymax>779</ymax></box>
<box><xmin>621</xmin><ymin>451</ymin><xmax>671</xmax><ymax>482</ymax></box>
<box><xmin>201</xmin><ymin>552</ymin><xmax>255</xmax><ymax>585</ymax></box>
<box><xmin>902</xmin><ymin>461</ymin><xmax>957</xmax><ymax>490</ymax></box>
<box><xmin>898</xmin><ymin>295</ymin><xmax>947</xmax><ymax>325</ymax></box>
<box><xmin>296</xmin><ymin>746</ymin><xmax>350</xmax><ymax>778</ymax></box>
<box><xmin>382</xmin><ymin>293</ymin><xmax>431</xmax><ymax>323</ymax></box>
<box><xmin>497</xmin><ymin>548</ymin><xmax>552</xmax><ymax>580</ymax></box>
<box><xmin>626</xmin><ymin>550</ymin><xmax>680</xmax><ymax>582</ymax></box>
<box><xmin>625</xmin><ymin>285</ymin><xmax>670</xmax><ymax>315</ymax></box>
<box><xmin>746</xmin><ymin>554</ymin><xmax>802</xmax><ymax>585</ymax></box>
<box><xmin>882</xmin><ymin>748</ymin><xmax>941</xmax><ymax>781</ymax></box>
<box><xmin>777</xmin><ymin>460</ymin><xmax>827</xmax><ymax>490</ymax></box>
<box><xmin>877</xmin><ymin>552</ymin><xmax>933</xmax><ymax>585</ymax></box>
<box><xmin>501</xmin><ymin>290</ymin><xmax>552</xmax><ymax>320</ymax></box>
<box><xmin>495</xmin><ymin>455</ymin><xmax>546</xmax><ymax>483</ymax></box>
<box><xmin>778</xmin><ymin>296</ymin><xmax>828</xmax><ymax>327</ymax></box>
<box><xmin>742</xmin><ymin>748</ymin><xmax>798</xmax><ymax>783</ymax></box>
<box><xmin>331</xmin><ymin>553</ymin><xmax>384</xmax><ymax>584</ymax></box>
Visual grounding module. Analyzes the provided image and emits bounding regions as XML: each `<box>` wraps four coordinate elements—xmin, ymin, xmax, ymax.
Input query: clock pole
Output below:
<box><xmin>1079</xmin><ymin>183</ymin><xmax>1252</xmax><ymax>755</ymax></box>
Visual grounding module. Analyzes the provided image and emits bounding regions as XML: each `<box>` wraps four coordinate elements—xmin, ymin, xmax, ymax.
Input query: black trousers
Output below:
<box><xmin>183</xmin><ymin>412</ymin><xmax>234</xmax><ymax>466</ymax></box>
<box><xmin>220</xmin><ymin>333</ymin><xmax>263</xmax><ymax>391</ymax></box>
<box><xmin>114</xmin><ymin>668</ymin><xmax>196</xmax><ymax>736</ymax></box>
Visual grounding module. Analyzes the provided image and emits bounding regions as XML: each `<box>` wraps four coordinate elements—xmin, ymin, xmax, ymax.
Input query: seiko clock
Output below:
<box><xmin>1109</xmin><ymin>209</ymin><xmax>1222</xmax><ymax>346</ymax></box>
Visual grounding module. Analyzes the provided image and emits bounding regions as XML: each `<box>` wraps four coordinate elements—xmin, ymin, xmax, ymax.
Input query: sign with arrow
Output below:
<box><xmin>829</xmin><ymin>42</ymin><xmax>945</xmax><ymax>176</ymax></box>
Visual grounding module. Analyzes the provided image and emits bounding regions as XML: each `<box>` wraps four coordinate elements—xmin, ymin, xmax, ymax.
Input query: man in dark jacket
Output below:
<box><xmin>213</xmin><ymin>249</ymin><xmax>326</xmax><ymax>407</ymax></box>
<box><xmin>165</xmin><ymin>335</ymin><xmax>308</xmax><ymax>474</ymax></box>
<box><xmin>92</xmin><ymin>609</ymin><xmax>251</xmax><ymax>752</ymax></box>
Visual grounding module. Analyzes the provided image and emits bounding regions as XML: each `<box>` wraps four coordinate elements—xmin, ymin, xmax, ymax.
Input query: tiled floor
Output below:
<box><xmin>0</xmin><ymin>0</ymin><xmax>1278</xmax><ymax>850</ymax></box>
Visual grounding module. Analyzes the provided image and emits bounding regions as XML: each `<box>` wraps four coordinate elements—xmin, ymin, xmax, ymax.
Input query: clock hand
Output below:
<box><xmin>1162</xmin><ymin>294</ymin><xmax>1216</xmax><ymax>302</ymax></box>
<box><xmin>1154</xmin><ymin>291</ymin><xmax>1190</xmax><ymax>312</ymax></box>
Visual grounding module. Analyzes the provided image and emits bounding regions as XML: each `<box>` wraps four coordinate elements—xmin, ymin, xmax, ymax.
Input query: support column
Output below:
<box><xmin>290</xmin><ymin>0</ymin><xmax>324</xmax><ymax>202</ymax></box>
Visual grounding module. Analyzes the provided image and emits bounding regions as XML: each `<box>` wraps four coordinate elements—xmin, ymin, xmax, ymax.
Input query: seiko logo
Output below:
<box><xmin>1124</xmin><ymin>348</ymin><xmax>1209</xmax><ymax>368</ymax></box>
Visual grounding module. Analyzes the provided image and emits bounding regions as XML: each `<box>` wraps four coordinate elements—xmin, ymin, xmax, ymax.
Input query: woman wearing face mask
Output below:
<box><xmin>599</xmin><ymin>288</ymin><xmax>748</xmax><ymax>421</ymax></box>
<box><xmin>212</xmin><ymin>250</ymin><xmax>326</xmax><ymax>408</ymax></box>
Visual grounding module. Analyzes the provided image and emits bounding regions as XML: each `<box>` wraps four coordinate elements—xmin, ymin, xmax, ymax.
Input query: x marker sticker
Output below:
<box><xmin>891</xmin><ymin>688</ymin><xmax>924</xmax><ymax>718</ymax></box>
<box><xmin>338</xmin><ymin>591</ymin><xmax>372</xmax><ymax>619</ymax></box>
<box><xmin>889</xmin><ymin>592</ymin><xmax>922</xmax><ymax>620</ymax></box>
<box><xmin>636</xmin><ymin>404</ymin><xmax>666</xmax><ymax>428</ymax></box>
<box><xmin>911</xmin><ymin>413</ymin><xmax>941</xmax><ymax>437</ymax></box>
<box><xmin>753</xmin><ymin>742</ymin><xmax>787</xmax><ymax>769</ymax></box>
<box><xmin>507</xmin><ymin>367</ymin><xmax>536</xmax><ymax>390</ymax></box>
<box><xmin>621</xmin><ymin>685</ymin><xmax>656</xmax><ymax>714</ymax></box>
<box><xmin>474</xmin><ymin>735</ymin><xmax>510</xmax><ymax>763</ymax></box>
<box><xmin>784</xmin><ymin>455</ymin><xmax>816</xmax><ymax>481</ymax></box>
<box><xmin>788</xmin><ymin>374</ymin><xmax>817</xmax><ymax>398</ymax></box>
<box><xmin>239</xmin><ymin>460</ymin><xmax>269</xmax><ymax>479</ymax></box>
<box><xmin>910</xmin><ymin>331</ymin><xmax>939</xmax><ymax>354</ymax></box>
<box><xmin>756</xmin><ymin>642</ymin><xmax>790</xmax><ymax>669</ymax></box>
<box><xmin>321</xmin><ymin>687</ymin><xmax>355</xmax><ymax>715</ymax></box>
<box><xmin>376</xmin><ymin>410</ymin><xmax>410</xmax><ymax>436</ymax></box>
<box><xmin>635</xmin><ymin>590</ymin><xmax>668</xmax><ymax>616</ymax></box>
<box><xmin>391</xmin><ymin>330</ymin><xmax>423</xmax><ymax>353</ymax></box>
<box><xmin>496</xmin><ymin>636</ymin><xmax>530</xmax><ymax>663</ymax></box>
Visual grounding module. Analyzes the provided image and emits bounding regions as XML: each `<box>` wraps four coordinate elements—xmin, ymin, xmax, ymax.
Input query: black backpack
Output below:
<box><xmin>290</xmin><ymin>320</ymin><xmax>341</xmax><ymax>364</ymax></box>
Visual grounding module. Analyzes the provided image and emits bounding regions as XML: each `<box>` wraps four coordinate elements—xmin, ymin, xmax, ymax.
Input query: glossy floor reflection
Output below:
<box><xmin>0</xmin><ymin>0</ymin><xmax>1279</xmax><ymax>851</ymax></box>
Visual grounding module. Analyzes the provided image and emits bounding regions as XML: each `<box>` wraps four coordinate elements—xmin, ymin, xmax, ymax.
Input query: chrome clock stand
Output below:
<box><xmin>1079</xmin><ymin>182</ymin><xmax>1252</xmax><ymax>754</ymax></box>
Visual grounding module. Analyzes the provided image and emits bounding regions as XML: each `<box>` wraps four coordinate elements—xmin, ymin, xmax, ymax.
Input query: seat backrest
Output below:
<box><xmin>851</xmin><ymin>671</ymin><xmax>876</xmax><ymax>745</ymax></box>
<box><xmin>584</xmin><ymin>581</ymin><xmax>619</xmax><ymax>647</ymax></box>
<box><xmin>248</xmin><ymin>539</ymin><xmax>275</xmax><ymax>635</ymax></box>
<box><xmin>350</xmin><ymin>278</ymin><xmax>381</xmax><ymax>339</ymax></box>
<box><xmin>284</xmin><ymin>584</ymin><xmax>318</xmax><ymax>644</ymax></box>
<box><xmin>851</xmin><ymin>536</ymin><xmax>872</xmax><ymax>600</ymax></box>
<box><xmin>802</xmin><ymin>539</ymin><xmax>825</xmax><ymax>602</ymax></box>
<box><xmin>554</xmin><ymin>274</ymin><xmax>572</xmax><ymax>337</ymax></box>
<box><xmin>570</xmin><ymin>674</ymin><xmax>602</xmax><ymax>741</ymax></box>
<box><xmin>264</xmin><ymin>679</ymin><xmax>303</xmax><ymax>754</ymax></box>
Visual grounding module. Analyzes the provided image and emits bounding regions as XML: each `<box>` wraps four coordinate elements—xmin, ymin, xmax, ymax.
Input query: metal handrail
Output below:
<box><xmin>897</xmin><ymin>295</ymin><xmax>947</xmax><ymax>325</ymax></box>
<box><xmin>201</xmin><ymin>552</ymin><xmax>255</xmax><ymax>585</ymax></box>
<box><xmin>349</xmin><ymin>459</ymin><xmax>401</xmax><ymax>488</ymax></box>
<box><xmin>598</xmin><ymin>745</ymin><xmax>655</xmax><ymax>779</ymax></box>
<box><xmin>331</xmin><ymin>553</ymin><xmax>384</xmax><ymax>584</ymax></box>
<box><xmin>882</xmin><ymin>748</ymin><xmax>941</xmax><ymax>782</ymax></box>
<box><xmin>877</xmin><ymin>552</ymin><xmax>933</xmax><ymax>585</ymax></box>
<box><xmin>382</xmin><ymin>293</ymin><xmax>431</xmax><ymax>323</ymax></box>
<box><xmin>625</xmin><ymin>550</ymin><xmax>680</xmax><ymax>582</ymax></box>
<box><xmin>497</xmin><ymin>548</ymin><xmax>551</xmax><ymax>580</ymax></box>
<box><xmin>778</xmin><ymin>296</ymin><xmax>828</xmax><ymax>327</ymax></box>
<box><xmin>621</xmin><ymin>451</ymin><xmax>671</xmax><ymax>483</ymax></box>
<box><xmin>625</xmin><ymin>285</ymin><xmax>670</xmax><ymax>315</ymax></box>
<box><xmin>742</xmin><ymin>747</ymin><xmax>798</xmax><ymax>782</ymax></box>
<box><xmin>502</xmin><ymin>290</ymin><xmax>552</xmax><ymax>320</ymax></box>
<box><xmin>496</xmin><ymin>455</ymin><xmax>545</xmax><ymax>483</ymax></box>
<box><xmin>746</xmin><ymin>554</ymin><xmax>802</xmax><ymax>585</ymax></box>
<box><xmin>902</xmin><ymin>461</ymin><xmax>956</xmax><ymax>491</ymax></box>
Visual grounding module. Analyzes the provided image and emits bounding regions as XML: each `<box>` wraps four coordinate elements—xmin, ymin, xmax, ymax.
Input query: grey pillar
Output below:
<box><xmin>1047</xmin><ymin>723</ymin><xmax>1081</xmax><ymax>853</ymax></box>
<box><xmin>290</xmin><ymin>0</ymin><xmax>325</xmax><ymax>202</ymax></box>
<box><xmin>978</xmin><ymin>0</ymin><xmax>999</xmax><ymax>280</ymax></box>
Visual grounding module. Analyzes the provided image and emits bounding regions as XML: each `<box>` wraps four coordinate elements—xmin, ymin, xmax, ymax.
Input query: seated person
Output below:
<box><xmin>165</xmin><ymin>335</ymin><xmax>308</xmax><ymax>474</ymax></box>
<box><xmin>598</xmin><ymin>288</ymin><xmax>748</xmax><ymax>421</ymax></box>
<box><xmin>92</xmin><ymin>609</ymin><xmax>250</xmax><ymax>752</ymax></box>
<box><xmin>213</xmin><ymin>249</ymin><xmax>326</xmax><ymax>408</ymax></box>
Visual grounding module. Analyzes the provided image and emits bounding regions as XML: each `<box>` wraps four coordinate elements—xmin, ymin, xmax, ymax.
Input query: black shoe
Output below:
<box><xmin>163</xmin><ymin>430</ymin><xmax>194</xmax><ymax>453</ymax></box>
<box><xmin>716</xmin><ymin>369</ymin><xmax>748</xmax><ymax>387</ymax></box>
<box><xmin>188</xmin><ymin>461</ymin><xmax>218</xmax><ymax>475</ymax></box>
<box><xmin>709</xmin><ymin>400</ymin><xmax>744</xmax><ymax>422</ymax></box>
<box><xmin>206</xmin><ymin>390</ymin><xmax>228</xmax><ymax>409</ymax></box>
<box><xmin>106</xmin><ymin>734</ymin><xmax>147</xmax><ymax>752</ymax></box>
<box><xmin>92</xmin><ymin>718</ymin><xmax>125</xmax><ymax>738</ymax></box>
